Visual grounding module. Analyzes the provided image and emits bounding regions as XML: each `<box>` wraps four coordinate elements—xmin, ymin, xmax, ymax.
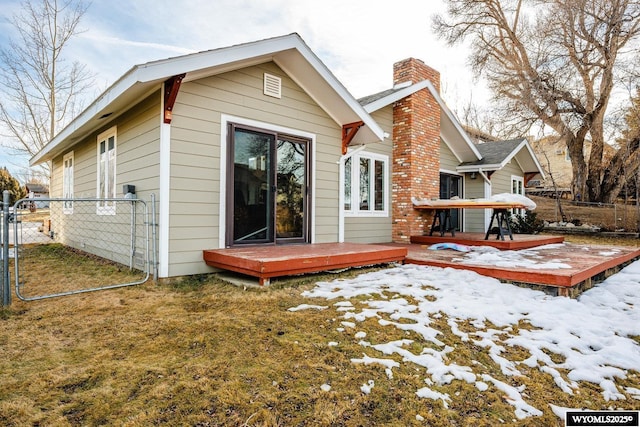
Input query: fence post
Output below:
<box><xmin>3</xmin><ymin>191</ymin><xmax>10</xmax><ymax>306</ymax></box>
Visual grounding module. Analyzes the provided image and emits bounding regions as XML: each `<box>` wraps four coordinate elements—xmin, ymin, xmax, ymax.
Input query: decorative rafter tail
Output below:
<box><xmin>163</xmin><ymin>74</ymin><xmax>186</xmax><ymax>124</ymax></box>
<box><xmin>341</xmin><ymin>121</ymin><xmax>364</xmax><ymax>155</ymax></box>
<box><xmin>524</xmin><ymin>172</ymin><xmax>538</xmax><ymax>186</ymax></box>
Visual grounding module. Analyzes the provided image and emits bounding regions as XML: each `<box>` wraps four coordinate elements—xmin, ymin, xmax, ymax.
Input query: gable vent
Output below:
<box><xmin>264</xmin><ymin>73</ymin><xmax>282</xmax><ymax>98</ymax></box>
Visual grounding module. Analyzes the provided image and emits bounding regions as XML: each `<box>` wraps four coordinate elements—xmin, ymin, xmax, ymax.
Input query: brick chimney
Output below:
<box><xmin>392</xmin><ymin>58</ymin><xmax>441</xmax><ymax>242</ymax></box>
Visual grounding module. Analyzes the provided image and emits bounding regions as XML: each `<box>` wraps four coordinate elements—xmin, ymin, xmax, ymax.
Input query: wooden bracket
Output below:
<box><xmin>523</xmin><ymin>172</ymin><xmax>538</xmax><ymax>187</ymax></box>
<box><xmin>341</xmin><ymin>121</ymin><xmax>364</xmax><ymax>155</ymax></box>
<box><xmin>163</xmin><ymin>74</ymin><xmax>186</xmax><ymax>124</ymax></box>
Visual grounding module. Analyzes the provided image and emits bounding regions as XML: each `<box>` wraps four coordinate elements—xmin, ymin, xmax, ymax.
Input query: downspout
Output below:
<box><xmin>338</xmin><ymin>144</ymin><xmax>367</xmax><ymax>242</ymax></box>
<box><xmin>477</xmin><ymin>168</ymin><xmax>490</xmax><ymax>184</ymax></box>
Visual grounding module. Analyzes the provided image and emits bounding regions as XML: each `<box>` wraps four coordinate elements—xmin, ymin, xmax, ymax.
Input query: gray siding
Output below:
<box><xmin>463</xmin><ymin>176</ymin><xmax>487</xmax><ymax>232</ymax></box>
<box><xmin>343</xmin><ymin>106</ymin><xmax>393</xmax><ymax>243</ymax></box>
<box><xmin>51</xmin><ymin>93</ymin><xmax>161</xmax><ymax>199</ymax></box>
<box><xmin>49</xmin><ymin>93</ymin><xmax>161</xmax><ymax>268</ymax></box>
<box><xmin>462</xmin><ymin>159</ymin><xmax>525</xmax><ymax>233</ymax></box>
<box><xmin>167</xmin><ymin>62</ymin><xmax>344</xmax><ymax>276</ymax></box>
<box><xmin>491</xmin><ymin>160</ymin><xmax>523</xmax><ymax>195</ymax></box>
<box><xmin>439</xmin><ymin>139</ymin><xmax>459</xmax><ymax>172</ymax></box>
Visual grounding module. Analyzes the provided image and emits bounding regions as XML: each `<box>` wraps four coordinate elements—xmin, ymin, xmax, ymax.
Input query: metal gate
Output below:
<box><xmin>1</xmin><ymin>192</ymin><xmax>156</xmax><ymax>304</ymax></box>
<box><xmin>1</xmin><ymin>192</ymin><xmax>10</xmax><ymax>306</ymax></box>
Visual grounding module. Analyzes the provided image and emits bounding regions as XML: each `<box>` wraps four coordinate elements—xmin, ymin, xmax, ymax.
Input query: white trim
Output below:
<box><xmin>96</xmin><ymin>126</ymin><xmax>117</xmax><ymax>215</ymax></box>
<box><xmin>511</xmin><ymin>174</ymin><xmax>525</xmax><ymax>216</ymax></box>
<box><xmin>439</xmin><ymin>168</ymin><xmax>462</xmax><ymax>176</ymax></box>
<box><xmin>338</xmin><ymin>159</ymin><xmax>345</xmax><ymax>243</ymax></box>
<box><xmin>338</xmin><ymin>145</ymin><xmax>367</xmax><ymax>242</ymax></box>
<box><xmin>457</xmin><ymin>164</ymin><xmax>501</xmax><ymax>172</ymax></box>
<box><xmin>158</xmin><ymin>89</ymin><xmax>171</xmax><ymax>278</ymax></box>
<box><xmin>62</xmin><ymin>151</ymin><xmax>74</xmax><ymax>214</ymax></box>
<box><xmin>342</xmin><ymin>150</ymin><xmax>389</xmax><ymax>218</ymax></box>
<box><xmin>363</xmin><ymin>80</ymin><xmax>482</xmax><ymax>162</ymax></box>
<box><xmin>363</xmin><ymin>80</ymin><xmax>431</xmax><ymax>113</ymax></box>
<box><xmin>218</xmin><ymin>120</ymin><xmax>228</xmax><ymax>249</ymax></box>
<box><xmin>511</xmin><ymin>175</ymin><xmax>525</xmax><ymax>194</ymax></box>
<box><xmin>220</xmin><ymin>114</ymin><xmax>317</xmax><ymax>246</ymax></box>
<box><xmin>456</xmin><ymin>139</ymin><xmax>546</xmax><ymax>179</ymax></box>
<box><xmin>484</xmin><ymin>179</ymin><xmax>492</xmax><ymax>231</ymax></box>
<box><xmin>510</xmin><ymin>138</ymin><xmax>545</xmax><ymax>177</ymax></box>
<box><xmin>31</xmin><ymin>34</ymin><xmax>383</xmax><ymax>166</ymax></box>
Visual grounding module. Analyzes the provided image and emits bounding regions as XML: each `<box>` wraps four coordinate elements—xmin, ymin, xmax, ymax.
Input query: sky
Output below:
<box><xmin>0</xmin><ymin>0</ymin><xmax>487</xmax><ymax>181</ymax></box>
<box><xmin>290</xmin><ymin>245</ymin><xmax>640</xmax><ymax>422</ymax></box>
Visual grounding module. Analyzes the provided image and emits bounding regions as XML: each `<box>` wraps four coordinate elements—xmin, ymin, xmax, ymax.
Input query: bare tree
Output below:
<box><xmin>433</xmin><ymin>0</ymin><xmax>640</xmax><ymax>203</ymax></box>
<box><xmin>0</xmin><ymin>0</ymin><xmax>93</xmax><ymax>179</ymax></box>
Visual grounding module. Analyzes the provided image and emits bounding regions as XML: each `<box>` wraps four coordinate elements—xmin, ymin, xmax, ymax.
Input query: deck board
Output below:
<box><xmin>203</xmin><ymin>243</ymin><xmax>407</xmax><ymax>285</ymax></box>
<box><xmin>405</xmin><ymin>242</ymin><xmax>640</xmax><ymax>293</ymax></box>
<box><xmin>410</xmin><ymin>232</ymin><xmax>564</xmax><ymax>250</ymax></box>
<box><xmin>203</xmin><ymin>238</ymin><xmax>640</xmax><ymax>296</ymax></box>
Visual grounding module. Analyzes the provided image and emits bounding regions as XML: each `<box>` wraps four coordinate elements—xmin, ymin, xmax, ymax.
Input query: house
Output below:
<box><xmin>25</xmin><ymin>182</ymin><xmax>50</xmax><ymax>209</ymax></box>
<box><xmin>31</xmin><ymin>33</ymin><xmax>544</xmax><ymax>280</ymax></box>
<box><xmin>528</xmin><ymin>135</ymin><xmax>614</xmax><ymax>195</ymax></box>
<box><xmin>357</xmin><ymin>70</ymin><xmax>543</xmax><ymax>236</ymax></box>
<box><xmin>529</xmin><ymin>135</ymin><xmax>575</xmax><ymax>191</ymax></box>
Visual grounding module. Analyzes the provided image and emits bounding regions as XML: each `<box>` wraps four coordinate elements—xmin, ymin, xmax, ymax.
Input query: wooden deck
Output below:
<box><xmin>203</xmin><ymin>237</ymin><xmax>640</xmax><ymax>297</ymax></box>
<box><xmin>410</xmin><ymin>232</ymin><xmax>564</xmax><ymax>250</ymax></box>
<box><xmin>203</xmin><ymin>243</ymin><xmax>407</xmax><ymax>286</ymax></box>
<box><xmin>405</xmin><ymin>242</ymin><xmax>640</xmax><ymax>297</ymax></box>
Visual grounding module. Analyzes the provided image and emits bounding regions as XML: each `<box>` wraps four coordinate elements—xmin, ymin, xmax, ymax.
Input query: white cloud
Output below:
<box><xmin>76</xmin><ymin>0</ymin><xmax>487</xmax><ymax>105</ymax></box>
<box><xmin>0</xmin><ymin>0</ymin><xmax>490</xmax><ymax>176</ymax></box>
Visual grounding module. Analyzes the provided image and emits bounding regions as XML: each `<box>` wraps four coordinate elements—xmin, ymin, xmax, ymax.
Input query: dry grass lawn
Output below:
<box><xmin>1</xmin><ymin>234</ymin><xmax>639</xmax><ymax>426</ymax></box>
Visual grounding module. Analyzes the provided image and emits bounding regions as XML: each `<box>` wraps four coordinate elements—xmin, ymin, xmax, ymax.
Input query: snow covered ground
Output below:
<box><xmin>291</xmin><ymin>257</ymin><xmax>640</xmax><ymax>422</ymax></box>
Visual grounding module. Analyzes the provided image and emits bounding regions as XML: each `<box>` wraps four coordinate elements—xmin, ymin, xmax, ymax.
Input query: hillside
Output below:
<box><xmin>529</xmin><ymin>195</ymin><xmax>639</xmax><ymax>232</ymax></box>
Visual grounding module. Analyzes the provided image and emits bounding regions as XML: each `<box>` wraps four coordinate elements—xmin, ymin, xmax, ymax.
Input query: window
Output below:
<box><xmin>63</xmin><ymin>152</ymin><xmax>74</xmax><ymax>214</ymax></box>
<box><xmin>343</xmin><ymin>151</ymin><xmax>388</xmax><ymax>216</ymax></box>
<box><xmin>511</xmin><ymin>175</ymin><xmax>524</xmax><ymax>216</ymax></box>
<box><xmin>97</xmin><ymin>127</ymin><xmax>117</xmax><ymax>215</ymax></box>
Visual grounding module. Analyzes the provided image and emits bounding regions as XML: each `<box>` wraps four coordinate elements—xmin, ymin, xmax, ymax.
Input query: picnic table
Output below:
<box><xmin>412</xmin><ymin>199</ymin><xmax>529</xmax><ymax>241</ymax></box>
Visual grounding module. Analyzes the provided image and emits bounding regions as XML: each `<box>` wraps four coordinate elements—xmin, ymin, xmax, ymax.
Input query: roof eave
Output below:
<box><xmin>272</xmin><ymin>39</ymin><xmax>383</xmax><ymax>144</ymax></box>
<box><xmin>521</xmin><ymin>140</ymin><xmax>546</xmax><ymax>179</ymax></box>
<box><xmin>30</xmin><ymin>66</ymin><xmax>144</xmax><ymax>165</ymax></box>
<box><xmin>31</xmin><ymin>33</ymin><xmax>383</xmax><ymax>165</ymax></box>
<box><xmin>456</xmin><ymin>164</ymin><xmax>501</xmax><ymax>172</ymax></box>
<box><xmin>361</xmin><ymin>80</ymin><xmax>483</xmax><ymax>162</ymax></box>
<box><xmin>362</xmin><ymin>80</ymin><xmax>430</xmax><ymax>113</ymax></box>
<box><xmin>506</xmin><ymin>139</ymin><xmax>546</xmax><ymax>177</ymax></box>
<box><xmin>424</xmin><ymin>81</ymin><xmax>482</xmax><ymax>161</ymax></box>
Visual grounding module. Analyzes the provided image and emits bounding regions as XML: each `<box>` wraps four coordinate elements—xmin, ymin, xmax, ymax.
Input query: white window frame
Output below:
<box><xmin>63</xmin><ymin>151</ymin><xmax>74</xmax><ymax>214</ymax></box>
<box><xmin>342</xmin><ymin>151</ymin><xmax>389</xmax><ymax>217</ymax></box>
<box><xmin>219</xmin><ymin>114</ymin><xmax>317</xmax><ymax>247</ymax></box>
<box><xmin>96</xmin><ymin>126</ymin><xmax>117</xmax><ymax>215</ymax></box>
<box><xmin>511</xmin><ymin>175</ymin><xmax>525</xmax><ymax>216</ymax></box>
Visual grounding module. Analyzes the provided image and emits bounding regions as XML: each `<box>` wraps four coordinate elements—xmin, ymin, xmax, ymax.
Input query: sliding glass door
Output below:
<box><xmin>440</xmin><ymin>173</ymin><xmax>462</xmax><ymax>231</ymax></box>
<box><xmin>227</xmin><ymin>124</ymin><xmax>310</xmax><ymax>246</ymax></box>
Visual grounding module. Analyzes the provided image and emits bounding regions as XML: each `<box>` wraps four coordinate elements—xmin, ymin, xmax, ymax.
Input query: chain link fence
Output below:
<box><xmin>6</xmin><ymin>196</ymin><xmax>154</xmax><ymax>302</ymax></box>
<box><xmin>546</xmin><ymin>199</ymin><xmax>640</xmax><ymax>232</ymax></box>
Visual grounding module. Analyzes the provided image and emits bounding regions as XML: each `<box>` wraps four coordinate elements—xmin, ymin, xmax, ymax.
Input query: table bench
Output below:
<box><xmin>413</xmin><ymin>200</ymin><xmax>528</xmax><ymax>241</ymax></box>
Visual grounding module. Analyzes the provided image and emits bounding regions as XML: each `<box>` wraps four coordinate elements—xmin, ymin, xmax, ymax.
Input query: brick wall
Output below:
<box><xmin>392</xmin><ymin>58</ymin><xmax>441</xmax><ymax>242</ymax></box>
